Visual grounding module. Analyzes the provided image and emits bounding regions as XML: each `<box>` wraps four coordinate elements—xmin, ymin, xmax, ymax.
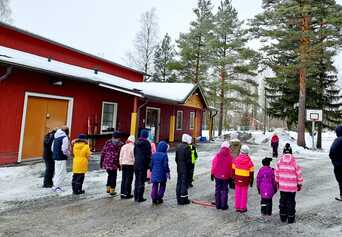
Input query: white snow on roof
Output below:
<box><xmin>137</xmin><ymin>82</ymin><xmax>195</xmax><ymax>102</ymax></box>
<box><xmin>0</xmin><ymin>46</ymin><xmax>196</xmax><ymax>103</ymax></box>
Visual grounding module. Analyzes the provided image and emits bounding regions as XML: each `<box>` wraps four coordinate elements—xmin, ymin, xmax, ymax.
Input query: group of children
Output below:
<box><xmin>43</xmin><ymin>127</ymin><xmax>198</xmax><ymax>205</ymax></box>
<box><xmin>99</xmin><ymin>130</ymin><xmax>197</xmax><ymax>204</ymax></box>
<box><xmin>211</xmin><ymin>140</ymin><xmax>303</xmax><ymax>224</ymax></box>
<box><xmin>43</xmin><ymin>127</ymin><xmax>303</xmax><ymax>224</ymax></box>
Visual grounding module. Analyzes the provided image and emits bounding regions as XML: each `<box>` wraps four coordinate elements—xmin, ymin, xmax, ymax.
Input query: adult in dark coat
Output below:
<box><xmin>42</xmin><ymin>129</ymin><xmax>56</xmax><ymax>188</ymax></box>
<box><xmin>329</xmin><ymin>125</ymin><xmax>342</xmax><ymax>201</ymax></box>
<box><xmin>134</xmin><ymin>129</ymin><xmax>152</xmax><ymax>202</ymax></box>
<box><xmin>176</xmin><ymin>134</ymin><xmax>192</xmax><ymax>205</ymax></box>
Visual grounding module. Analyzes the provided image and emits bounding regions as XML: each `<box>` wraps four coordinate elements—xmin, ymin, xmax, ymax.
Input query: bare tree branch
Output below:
<box><xmin>0</xmin><ymin>0</ymin><xmax>12</xmax><ymax>23</ymax></box>
<box><xmin>126</xmin><ymin>8</ymin><xmax>159</xmax><ymax>77</ymax></box>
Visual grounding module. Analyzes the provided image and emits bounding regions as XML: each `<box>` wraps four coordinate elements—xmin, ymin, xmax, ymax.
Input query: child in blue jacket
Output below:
<box><xmin>150</xmin><ymin>141</ymin><xmax>170</xmax><ymax>204</ymax></box>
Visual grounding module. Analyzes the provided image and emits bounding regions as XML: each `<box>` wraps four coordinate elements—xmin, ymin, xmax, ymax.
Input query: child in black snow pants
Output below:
<box><xmin>176</xmin><ymin>134</ymin><xmax>192</xmax><ymax>205</ymax></box>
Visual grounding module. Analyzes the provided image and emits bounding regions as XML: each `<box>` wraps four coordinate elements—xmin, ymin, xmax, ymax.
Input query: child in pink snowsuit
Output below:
<box><xmin>275</xmin><ymin>151</ymin><xmax>303</xmax><ymax>224</ymax></box>
<box><xmin>233</xmin><ymin>145</ymin><xmax>254</xmax><ymax>213</ymax></box>
<box><xmin>211</xmin><ymin>141</ymin><xmax>233</xmax><ymax>210</ymax></box>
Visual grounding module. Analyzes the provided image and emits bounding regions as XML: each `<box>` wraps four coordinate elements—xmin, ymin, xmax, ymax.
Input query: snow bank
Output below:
<box><xmin>247</xmin><ymin>129</ymin><xmax>336</xmax><ymax>159</ymax></box>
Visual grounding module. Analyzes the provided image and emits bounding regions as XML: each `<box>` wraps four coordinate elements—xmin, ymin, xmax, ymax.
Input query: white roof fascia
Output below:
<box><xmin>98</xmin><ymin>83</ymin><xmax>143</xmax><ymax>98</ymax></box>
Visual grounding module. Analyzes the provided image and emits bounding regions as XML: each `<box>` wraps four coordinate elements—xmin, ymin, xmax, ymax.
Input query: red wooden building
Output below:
<box><xmin>0</xmin><ymin>22</ymin><xmax>208</xmax><ymax>165</ymax></box>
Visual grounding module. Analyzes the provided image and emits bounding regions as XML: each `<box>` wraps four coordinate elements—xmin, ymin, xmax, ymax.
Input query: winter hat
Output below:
<box><xmin>283</xmin><ymin>143</ymin><xmax>292</xmax><ymax>154</ymax></box>
<box><xmin>262</xmin><ymin>157</ymin><xmax>273</xmax><ymax>166</ymax></box>
<box><xmin>112</xmin><ymin>131</ymin><xmax>121</xmax><ymax>139</ymax></box>
<box><xmin>78</xmin><ymin>133</ymin><xmax>87</xmax><ymax>140</ymax></box>
<box><xmin>240</xmin><ymin>145</ymin><xmax>250</xmax><ymax>154</ymax></box>
<box><xmin>127</xmin><ymin>135</ymin><xmax>135</xmax><ymax>143</ymax></box>
<box><xmin>221</xmin><ymin>141</ymin><xmax>230</xmax><ymax>149</ymax></box>
<box><xmin>140</xmin><ymin>129</ymin><xmax>149</xmax><ymax>139</ymax></box>
<box><xmin>182</xmin><ymin>134</ymin><xmax>192</xmax><ymax>144</ymax></box>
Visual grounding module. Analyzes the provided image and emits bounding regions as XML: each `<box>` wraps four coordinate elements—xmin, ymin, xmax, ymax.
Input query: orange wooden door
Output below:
<box><xmin>45</xmin><ymin>99</ymin><xmax>68</xmax><ymax>134</ymax></box>
<box><xmin>194</xmin><ymin>110</ymin><xmax>202</xmax><ymax>138</ymax></box>
<box><xmin>22</xmin><ymin>97</ymin><xmax>68</xmax><ymax>160</ymax></box>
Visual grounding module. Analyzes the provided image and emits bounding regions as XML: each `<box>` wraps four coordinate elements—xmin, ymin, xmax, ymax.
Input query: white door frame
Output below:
<box><xmin>17</xmin><ymin>92</ymin><xmax>74</xmax><ymax>163</ymax></box>
<box><xmin>145</xmin><ymin>106</ymin><xmax>160</xmax><ymax>142</ymax></box>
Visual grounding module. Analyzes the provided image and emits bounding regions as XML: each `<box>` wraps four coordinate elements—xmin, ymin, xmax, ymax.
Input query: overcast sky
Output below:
<box><xmin>9</xmin><ymin>0</ymin><xmax>342</xmax><ymax>75</ymax></box>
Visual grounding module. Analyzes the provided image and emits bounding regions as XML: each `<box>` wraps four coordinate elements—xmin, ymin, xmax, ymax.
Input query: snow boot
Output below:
<box><xmin>287</xmin><ymin>215</ymin><xmax>295</xmax><ymax>224</ymax></box>
<box><xmin>106</xmin><ymin>186</ymin><xmax>110</xmax><ymax>193</ymax></box>
<box><xmin>335</xmin><ymin>195</ymin><xmax>342</xmax><ymax>201</ymax></box>
<box><xmin>280</xmin><ymin>214</ymin><xmax>287</xmax><ymax>223</ymax></box>
<box><xmin>109</xmin><ymin>188</ymin><xmax>117</xmax><ymax>196</ymax></box>
<box><xmin>178</xmin><ymin>198</ymin><xmax>190</xmax><ymax>205</ymax></box>
<box><xmin>240</xmin><ymin>208</ymin><xmax>247</xmax><ymax>213</ymax></box>
<box><xmin>137</xmin><ymin>198</ymin><xmax>147</xmax><ymax>203</ymax></box>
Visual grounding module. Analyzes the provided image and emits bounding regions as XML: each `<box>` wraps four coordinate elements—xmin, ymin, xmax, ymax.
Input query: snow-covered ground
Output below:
<box><xmin>0</xmin><ymin>129</ymin><xmax>341</xmax><ymax>236</ymax></box>
<box><xmin>0</xmin><ymin>129</ymin><xmax>336</xmax><ymax>213</ymax></box>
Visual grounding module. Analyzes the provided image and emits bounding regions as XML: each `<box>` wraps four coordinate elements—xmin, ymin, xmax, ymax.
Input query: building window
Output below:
<box><xmin>176</xmin><ymin>110</ymin><xmax>183</xmax><ymax>130</ymax></box>
<box><xmin>189</xmin><ymin>112</ymin><xmax>195</xmax><ymax>130</ymax></box>
<box><xmin>101</xmin><ymin>102</ymin><xmax>118</xmax><ymax>134</ymax></box>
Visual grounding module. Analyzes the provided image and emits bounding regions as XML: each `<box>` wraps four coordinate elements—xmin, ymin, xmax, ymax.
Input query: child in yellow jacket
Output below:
<box><xmin>72</xmin><ymin>134</ymin><xmax>91</xmax><ymax>195</ymax></box>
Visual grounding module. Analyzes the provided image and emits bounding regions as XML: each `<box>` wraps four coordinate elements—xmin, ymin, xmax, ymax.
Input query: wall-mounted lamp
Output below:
<box><xmin>52</xmin><ymin>80</ymin><xmax>63</xmax><ymax>86</ymax></box>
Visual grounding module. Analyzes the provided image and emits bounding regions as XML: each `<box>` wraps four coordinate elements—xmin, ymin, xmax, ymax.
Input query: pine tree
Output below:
<box><xmin>177</xmin><ymin>0</ymin><xmax>214</xmax><ymax>84</ymax></box>
<box><xmin>251</xmin><ymin>0</ymin><xmax>342</xmax><ymax>147</ymax></box>
<box><xmin>210</xmin><ymin>0</ymin><xmax>259</xmax><ymax>135</ymax></box>
<box><xmin>152</xmin><ymin>33</ymin><xmax>177</xmax><ymax>82</ymax></box>
<box><xmin>307</xmin><ymin>0</ymin><xmax>342</xmax><ymax>148</ymax></box>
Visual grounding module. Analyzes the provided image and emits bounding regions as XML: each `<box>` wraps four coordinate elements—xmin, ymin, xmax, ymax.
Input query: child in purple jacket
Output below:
<box><xmin>257</xmin><ymin>157</ymin><xmax>277</xmax><ymax>216</ymax></box>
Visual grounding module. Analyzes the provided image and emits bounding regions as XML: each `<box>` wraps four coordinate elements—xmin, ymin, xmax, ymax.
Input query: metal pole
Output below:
<box><xmin>263</xmin><ymin>89</ymin><xmax>267</xmax><ymax>134</ymax></box>
<box><xmin>312</xmin><ymin>120</ymin><xmax>315</xmax><ymax>150</ymax></box>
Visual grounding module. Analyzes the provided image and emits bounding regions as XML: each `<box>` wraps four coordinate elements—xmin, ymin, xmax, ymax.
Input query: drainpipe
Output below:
<box><xmin>0</xmin><ymin>66</ymin><xmax>13</xmax><ymax>82</ymax></box>
<box><xmin>136</xmin><ymin>99</ymin><xmax>149</xmax><ymax>137</ymax></box>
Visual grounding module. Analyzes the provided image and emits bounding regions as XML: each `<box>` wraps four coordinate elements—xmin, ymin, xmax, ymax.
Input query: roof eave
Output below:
<box><xmin>143</xmin><ymin>95</ymin><xmax>180</xmax><ymax>105</ymax></box>
<box><xmin>0</xmin><ymin>22</ymin><xmax>147</xmax><ymax>76</ymax></box>
<box><xmin>0</xmin><ymin>60</ymin><xmax>144</xmax><ymax>97</ymax></box>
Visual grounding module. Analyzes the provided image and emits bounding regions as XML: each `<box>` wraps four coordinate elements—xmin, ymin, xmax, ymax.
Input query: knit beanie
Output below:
<box><xmin>140</xmin><ymin>129</ymin><xmax>149</xmax><ymax>139</ymax></box>
<box><xmin>262</xmin><ymin>157</ymin><xmax>273</xmax><ymax>166</ymax></box>
<box><xmin>240</xmin><ymin>145</ymin><xmax>250</xmax><ymax>154</ymax></box>
<box><xmin>127</xmin><ymin>135</ymin><xmax>135</xmax><ymax>143</ymax></box>
<box><xmin>78</xmin><ymin>134</ymin><xmax>87</xmax><ymax>140</ymax></box>
<box><xmin>182</xmin><ymin>134</ymin><xmax>192</xmax><ymax>144</ymax></box>
<box><xmin>112</xmin><ymin>131</ymin><xmax>121</xmax><ymax>139</ymax></box>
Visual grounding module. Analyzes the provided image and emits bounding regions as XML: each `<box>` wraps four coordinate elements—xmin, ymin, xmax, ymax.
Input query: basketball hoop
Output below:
<box><xmin>306</xmin><ymin>109</ymin><xmax>323</xmax><ymax>150</ymax></box>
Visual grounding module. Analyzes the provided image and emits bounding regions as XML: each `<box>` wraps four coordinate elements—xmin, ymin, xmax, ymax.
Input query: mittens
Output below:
<box><xmin>297</xmin><ymin>184</ymin><xmax>302</xmax><ymax>191</ymax></box>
